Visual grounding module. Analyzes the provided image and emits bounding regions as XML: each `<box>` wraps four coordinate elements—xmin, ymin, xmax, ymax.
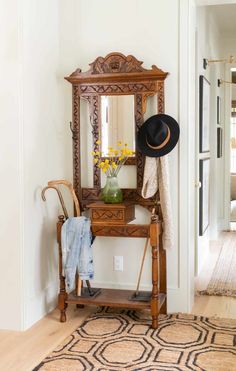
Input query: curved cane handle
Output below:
<box><xmin>41</xmin><ymin>186</ymin><xmax>69</xmax><ymax>219</ymax></box>
<box><xmin>47</xmin><ymin>180</ymin><xmax>81</xmax><ymax>216</ymax></box>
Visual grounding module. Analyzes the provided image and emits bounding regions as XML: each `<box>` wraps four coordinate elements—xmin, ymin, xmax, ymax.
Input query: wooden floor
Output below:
<box><xmin>1</xmin><ymin>232</ymin><xmax>236</xmax><ymax>371</ymax></box>
<box><xmin>0</xmin><ymin>306</ymin><xmax>95</xmax><ymax>371</ymax></box>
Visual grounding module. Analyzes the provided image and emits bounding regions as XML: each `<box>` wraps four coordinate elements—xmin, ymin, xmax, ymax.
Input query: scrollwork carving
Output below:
<box><xmin>90</xmin><ymin>53</ymin><xmax>146</xmax><ymax>74</ymax></box>
<box><xmin>67</xmin><ymin>52</ymin><xmax>167</xmax><ymax>77</ymax></box>
<box><xmin>158</xmin><ymin>81</ymin><xmax>165</xmax><ymax>113</ymax></box>
<box><xmin>135</xmin><ymin>94</ymin><xmax>145</xmax><ymax>189</ymax></box>
<box><xmin>90</xmin><ymin>96</ymin><xmax>100</xmax><ymax>188</ymax></box>
<box><xmin>91</xmin><ymin>224</ymin><xmax>150</xmax><ymax>238</ymax></box>
<box><xmin>80</xmin><ymin>83</ymin><xmax>156</xmax><ymax>95</ymax></box>
<box><xmin>72</xmin><ymin>85</ymin><xmax>81</xmax><ymax>201</ymax></box>
<box><xmin>92</xmin><ymin>209</ymin><xmax>123</xmax><ymax>221</ymax></box>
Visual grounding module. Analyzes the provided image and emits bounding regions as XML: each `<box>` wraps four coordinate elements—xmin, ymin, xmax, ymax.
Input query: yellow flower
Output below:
<box><xmin>98</xmin><ymin>161</ymin><xmax>105</xmax><ymax>168</ymax></box>
<box><xmin>91</xmin><ymin>138</ymin><xmax>131</xmax><ymax>176</ymax></box>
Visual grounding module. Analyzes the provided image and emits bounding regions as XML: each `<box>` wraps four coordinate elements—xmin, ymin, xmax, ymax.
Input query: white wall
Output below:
<box><xmin>21</xmin><ymin>0</ymin><xmax>78</xmax><ymax>329</ymax></box>
<box><xmin>0</xmin><ymin>0</ymin><xmax>23</xmax><ymax>330</ymax></box>
<box><xmin>195</xmin><ymin>6</ymin><xmax>224</xmax><ymax>274</ymax></box>
<box><xmin>0</xmin><ymin>0</ymin><xmax>76</xmax><ymax>330</ymax></box>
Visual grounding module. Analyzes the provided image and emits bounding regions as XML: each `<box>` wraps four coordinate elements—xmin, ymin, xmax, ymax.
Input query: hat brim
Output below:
<box><xmin>137</xmin><ymin>114</ymin><xmax>180</xmax><ymax>157</ymax></box>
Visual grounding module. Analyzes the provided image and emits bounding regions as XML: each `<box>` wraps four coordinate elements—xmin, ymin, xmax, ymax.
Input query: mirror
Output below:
<box><xmin>101</xmin><ymin>95</ymin><xmax>135</xmax><ymax>156</ymax></box>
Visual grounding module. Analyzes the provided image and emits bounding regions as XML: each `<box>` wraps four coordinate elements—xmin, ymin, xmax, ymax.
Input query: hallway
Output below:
<box><xmin>193</xmin><ymin>231</ymin><xmax>236</xmax><ymax>318</ymax></box>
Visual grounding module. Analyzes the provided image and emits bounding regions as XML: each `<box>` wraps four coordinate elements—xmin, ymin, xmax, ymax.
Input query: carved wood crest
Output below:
<box><xmin>89</xmin><ymin>53</ymin><xmax>160</xmax><ymax>74</ymax></box>
<box><xmin>65</xmin><ymin>52</ymin><xmax>168</xmax><ymax>83</ymax></box>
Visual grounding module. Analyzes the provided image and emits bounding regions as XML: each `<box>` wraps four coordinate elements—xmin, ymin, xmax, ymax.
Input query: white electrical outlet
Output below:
<box><xmin>113</xmin><ymin>256</ymin><xmax>123</xmax><ymax>271</ymax></box>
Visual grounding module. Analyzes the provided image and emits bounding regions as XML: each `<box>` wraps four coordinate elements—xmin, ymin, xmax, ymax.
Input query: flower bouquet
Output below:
<box><xmin>92</xmin><ymin>141</ymin><xmax>135</xmax><ymax>203</ymax></box>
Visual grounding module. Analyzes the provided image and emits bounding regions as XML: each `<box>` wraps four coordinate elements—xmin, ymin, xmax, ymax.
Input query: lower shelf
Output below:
<box><xmin>66</xmin><ymin>288</ymin><xmax>166</xmax><ymax>310</ymax></box>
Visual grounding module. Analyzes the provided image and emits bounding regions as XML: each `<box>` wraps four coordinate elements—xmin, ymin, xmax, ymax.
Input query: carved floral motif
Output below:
<box><xmin>68</xmin><ymin>52</ymin><xmax>166</xmax><ymax>76</ymax></box>
<box><xmin>90</xmin><ymin>53</ymin><xmax>146</xmax><ymax>74</ymax></box>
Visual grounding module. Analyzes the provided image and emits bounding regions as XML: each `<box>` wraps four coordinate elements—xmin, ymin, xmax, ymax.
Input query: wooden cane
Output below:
<box><xmin>45</xmin><ymin>180</ymin><xmax>82</xmax><ymax>296</ymax></box>
<box><xmin>48</xmin><ymin>180</ymin><xmax>82</xmax><ymax>296</ymax></box>
<box><xmin>134</xmin><ymin>205</ymin><xmax>160</xmax><ymax>297</ymax></box>
<box><xmin>48</xmin><ymin>179</ymin><xmax>80</xmax><ymax>217</ymax></box>
<box><xmin>41</xmin><ymin>186</ymin><xmax>69</xmax><ymax>219</ymax></box>
<box><xmin>135</xmin><ymin>237</ymin><xmax>149</xmax><ymax>296</ymax></box>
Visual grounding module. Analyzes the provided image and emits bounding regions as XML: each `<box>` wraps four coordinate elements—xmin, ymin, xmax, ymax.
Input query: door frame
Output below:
<box><xmin>224</xmin><ymin>65</ymin><xmax>236</xmax><ymax>230</ymax></box>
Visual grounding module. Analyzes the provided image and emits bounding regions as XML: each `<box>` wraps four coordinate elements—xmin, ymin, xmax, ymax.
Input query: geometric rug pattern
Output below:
<box><xmin>33</xmin><ymin>308</ymin><xmax>236</xmax><ymax>371</ymax></box>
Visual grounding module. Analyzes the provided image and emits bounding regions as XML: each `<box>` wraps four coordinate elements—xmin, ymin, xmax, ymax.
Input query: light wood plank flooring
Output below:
<box><xmin>0</xmin><ymin>306</ymin><xmax>94</xmax><ymax>371</ymax></box>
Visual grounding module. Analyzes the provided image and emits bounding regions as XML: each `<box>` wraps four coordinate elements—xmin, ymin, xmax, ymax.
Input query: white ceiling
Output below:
<box><xmin>208</xmin><ymin>4</ymin><xmax>236</xmax><ymax>36</ymax></box>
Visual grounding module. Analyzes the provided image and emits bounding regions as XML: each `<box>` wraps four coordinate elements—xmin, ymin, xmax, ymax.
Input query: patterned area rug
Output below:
<box><xmin>198</xmin><ymin>232</ymin><xmax>236</xmax><ymax>297</ymax></box>
<box><xmin>33</xmin><ymin>308</ymin><xmax>236</xmax><ymax>371</ymax></box>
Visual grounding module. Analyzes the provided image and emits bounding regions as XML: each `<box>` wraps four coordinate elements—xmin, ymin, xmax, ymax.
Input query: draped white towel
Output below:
<box><xmin>141</xmin><ymin>156</ymin><xmax>174</xmax><ymax>249</ymax></box>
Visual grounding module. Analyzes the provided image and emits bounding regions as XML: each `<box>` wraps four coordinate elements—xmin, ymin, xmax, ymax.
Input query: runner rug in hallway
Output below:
<box><xmin>33</xmin><ymin>308</ymin><xmax>236</xmax><ymax>371</ymax></box>
<box><xmin>199</xmin><ymin>232</ymin><xmax>236</xmax><ymax>297</ymax></box>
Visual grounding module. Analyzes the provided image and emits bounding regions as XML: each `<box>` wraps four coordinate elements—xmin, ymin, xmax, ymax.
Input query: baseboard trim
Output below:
<box><xmin>23</xmin><ymin>281</ymin><xmax>58</xmax><ymax>330</ymax></box>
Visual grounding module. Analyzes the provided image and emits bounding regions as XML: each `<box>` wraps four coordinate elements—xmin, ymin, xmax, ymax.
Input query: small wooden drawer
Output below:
<box><xmin>87</xmin><ymin>201</ymin><xmax>135</xmax><ymax>225</ymax></box>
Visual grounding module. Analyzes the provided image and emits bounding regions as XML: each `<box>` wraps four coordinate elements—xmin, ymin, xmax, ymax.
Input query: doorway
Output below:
<box><xmin>193</xmin><ymin>2</ymin><xmax>236</xmax><ymax>318</ymax></box>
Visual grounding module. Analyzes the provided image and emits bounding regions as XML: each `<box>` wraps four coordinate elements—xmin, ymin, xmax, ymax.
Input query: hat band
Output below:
<box><xmin>146</xmin><ymin>127</ymin><xmax>171</xmax><ymax>150</ymax></box>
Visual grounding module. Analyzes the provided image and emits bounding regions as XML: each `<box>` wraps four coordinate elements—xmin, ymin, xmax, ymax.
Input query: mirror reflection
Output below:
<box><xmin>101</xmin><ymin>95</ymin><xmax>135</xmax><ymax>156</ymax></box>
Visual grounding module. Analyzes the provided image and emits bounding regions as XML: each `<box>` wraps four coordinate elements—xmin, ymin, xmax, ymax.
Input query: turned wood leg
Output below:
<box><xmin>57</xmin><ymin>215</ymin><xmax>68</xmax><ymax>322</ymax></box>
<box><xmin>58</xmin><ymin>292</ymin><xmax>67</xmax><ymax>322</ymax></box>
<box><xmin>151</xmin><ymin>244</ymin><xmax>159</xmax><ymax>329</ymax></box>
<box><xmin>159</xmin><ymin>237</ymin><xmax>167</xmax><ymax>315</ymax></box>
<box><xmin>150</xmin><ymin>222</ymin><xmax>160</xmax><ymax>329</ymax></box>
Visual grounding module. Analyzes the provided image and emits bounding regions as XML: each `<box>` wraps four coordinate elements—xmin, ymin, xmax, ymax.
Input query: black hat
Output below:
<box><xmin>137</xmin><ymin>114</ymin><xmax>180</xmax><ymax>157</ymax></box>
